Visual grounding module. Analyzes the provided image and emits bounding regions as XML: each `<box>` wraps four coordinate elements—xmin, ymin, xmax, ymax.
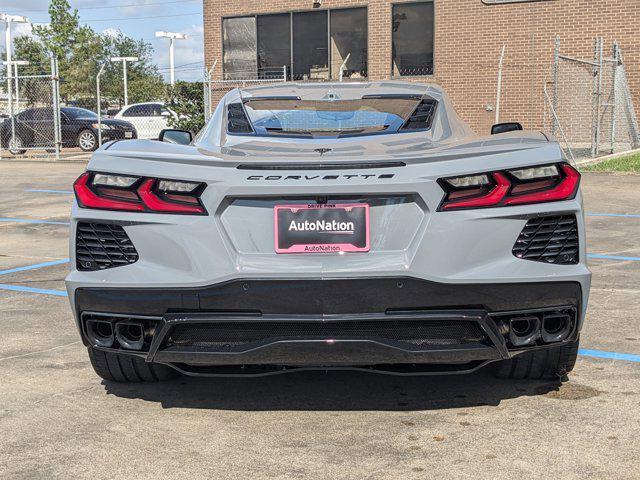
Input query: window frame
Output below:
<box><xmin>221</xmin><ymin>6</ymin><xmax>369</xmax><ymax>81</ymax></box>
<box><xmin>390</xmin><ymin>0</ymin><xmax>435</xmax><ymax>78</ymax></box>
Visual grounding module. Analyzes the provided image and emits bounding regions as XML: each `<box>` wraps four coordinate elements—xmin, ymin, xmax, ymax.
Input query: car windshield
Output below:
<box><xmin>242</xmin><ymin>97</ymin><xmax>427</xmax><ymax>137</ymax></box>
<box><xmin>65</xmin><ymin>107</ymin><xmax>98</xmax><ymax>119</ymax></box>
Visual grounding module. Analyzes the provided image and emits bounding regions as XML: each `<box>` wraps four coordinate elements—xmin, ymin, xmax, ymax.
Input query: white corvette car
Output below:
<box><xmin>66</xmin><ymin>81</ymin><xmax>590</xmax><ymax>383</ymax></box>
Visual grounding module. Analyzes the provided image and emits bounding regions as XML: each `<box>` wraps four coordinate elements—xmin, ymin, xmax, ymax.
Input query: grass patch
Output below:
<box><xmin>582</xmin><ymin>152</ymin><xmax>640</xmax><ymax>173</ymax></box>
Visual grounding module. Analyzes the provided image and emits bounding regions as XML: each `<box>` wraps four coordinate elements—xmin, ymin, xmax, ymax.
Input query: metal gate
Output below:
<box><xmin>0</xmin><ymin>57</ymin><xmax>61</xmax><ymax>160</ymax></box>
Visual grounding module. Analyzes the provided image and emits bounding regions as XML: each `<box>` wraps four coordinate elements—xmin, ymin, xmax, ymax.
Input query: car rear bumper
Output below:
<box><xmin>74</xmin><ymin>277</ymin><xmax>583</xmax><ymax>375</ymax></box>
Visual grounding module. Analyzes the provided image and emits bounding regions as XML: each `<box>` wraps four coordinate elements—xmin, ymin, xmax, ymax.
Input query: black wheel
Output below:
<box><xmin>77</xmin><ymin>129</ymin><xmax>98</xmax><ymax>152</ymax></box>
<box><xmin>493</xmin><ymin>339</ymin><xmax>579</xmax><ymax>380</ymax></box>
<box><xmin>87</xmin><ymin>347</ymin><xmax>180</xmax><ymax>383</ymax></box>
<box><xmin>9</xmin><ymin>135</ymin><xmax>26</xmax><ymax>155</ymax></box>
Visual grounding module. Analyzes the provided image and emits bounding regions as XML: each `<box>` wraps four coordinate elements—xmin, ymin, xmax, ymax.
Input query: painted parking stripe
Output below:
<box><xmin>0</xmin><ymin>217</ymin><xmax>70</xmax><ymax>225</ymax></box>
<box><xmin>579</xmin><ymin>349</ymin><xmax>640</xmax><ymax>363</ymax></box>
<box><xmin>0</xmin><ymin>259</ymin><xmax>70</xmax><ymax>276</ymax></box>
<box><xmin>25</xmin><ymin>189</ymin><xmax>73</xmax><ymax>195</ymax></box>
<box><xmin>588</xmin><ymin>253</ymin><xmax>640</xmax><ymax>262</ymax></box>
<box><xmin>0</xmin><ymin>284</ymin><xmax>68</xmax><ymax>297</ymax></box>
<box><xmin>587</xmin><ymin>212</ymin><xmax>640</xmax><ymax>218</ymax></box>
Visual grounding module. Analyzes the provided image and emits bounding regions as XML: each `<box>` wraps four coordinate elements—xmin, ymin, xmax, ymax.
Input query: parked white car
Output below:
<box><xmin>113</xmin><ymin>102</ymin><xmax>177</xmax><ymax>140</ymax></box>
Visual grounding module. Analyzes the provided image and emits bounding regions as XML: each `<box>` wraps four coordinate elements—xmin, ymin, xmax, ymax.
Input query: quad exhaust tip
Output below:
<box><xmin>502</xmin><ymin>311</ymin><xmax>572</xmax><ymax>347</ymax></box>
<box><xmin>86</xmin><ymin>319</ymin><xmax>115</xmax><ymax>348</ymax></box>
<box><xmin>114</xmin><ymin>321</ymin><xmax>146</xmax><ymax>351</ymax></box>
<box><xmin>541</xmin><ymin>313</ymin><xmax>572</xmax><ymax>343</ymax></box>
<box><xmin>508</xmin><ymin>316</ymin><xmax>541</xmax><ymax>347</ymax></box>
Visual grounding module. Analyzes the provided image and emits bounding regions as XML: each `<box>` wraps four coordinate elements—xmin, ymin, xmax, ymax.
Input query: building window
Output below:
<box><xmin>392</xmin><ymin>1</ymin><xmax>434</xmax><ymax>76</ymax></box>
<box><xmin>257</xmin><ymin>14</ymin><xmax>290</xmax><ymax>78</ymax></box>
<box><xmin>222</xmin><ymin>8</ymin><xmax>368</xmax><ymax>80</ymax></box>
<box><xmin>330</xmin><ymin>8</ymin><xmax>368</xmax><ymax>79</ymax></box>
<box><xmin>222</xmin><ymin>16</ymin><xmax>257</xmax><ymax>79</ymax></box>
<box><xmin>292</xmin><ymin>10</ymin><xmax>329</xmax><ymax>80</ymax></box>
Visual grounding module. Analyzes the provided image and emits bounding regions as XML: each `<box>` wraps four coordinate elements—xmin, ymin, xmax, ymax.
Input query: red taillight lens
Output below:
<box><xmin>438</xmin><ymin>162</ymin><xmax>580</xmax><ymax>211</ymax></box>
<box><xmin>137</xmin><ymin>179</ymin><xmax>205</xmax><ymax>214</ymax></box>
<box><xmin>73</xmin><ymin>172</ymin><xmax>207</xmax><ymax>215</ymax></box>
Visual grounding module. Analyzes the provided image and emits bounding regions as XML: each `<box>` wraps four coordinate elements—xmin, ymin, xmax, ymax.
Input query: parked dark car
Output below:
<box><xmin>0</xmin><ymin>106</ymin><xmax>137</xmax><ymax>154</ymax></box>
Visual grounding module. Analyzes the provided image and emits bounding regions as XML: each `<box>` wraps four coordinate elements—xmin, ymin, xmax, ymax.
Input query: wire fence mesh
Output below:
<box><xmin>543</xmin><ymin>38</ymin><xmax>640</xmax><ymax>161</ymax></box>
<box><xmin>0</xmin><ymin>66</ymin><xmax>62</xmax><ymax>160</ymax></box>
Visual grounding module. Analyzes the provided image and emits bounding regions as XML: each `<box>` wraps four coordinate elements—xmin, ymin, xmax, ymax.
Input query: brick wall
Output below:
<box><xmin>203</xmin><ymin>0</ymin><xmax>640</xmax><ymax>135</ymax></box>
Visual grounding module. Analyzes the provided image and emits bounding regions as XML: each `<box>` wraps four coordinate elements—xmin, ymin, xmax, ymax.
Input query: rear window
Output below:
<box><xmin>240</xmin><ymin>97</ymin><xmax>436</xmax><ymax>138</ymax></box>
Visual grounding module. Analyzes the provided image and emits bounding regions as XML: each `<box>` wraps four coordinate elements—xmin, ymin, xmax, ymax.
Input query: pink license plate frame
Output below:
<box><xmin>274</xmin><ymin>203</ymin><xmax>370</xmax><ymax>254</ymax></box>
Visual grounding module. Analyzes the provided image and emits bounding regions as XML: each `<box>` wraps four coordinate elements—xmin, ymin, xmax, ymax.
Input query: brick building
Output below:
<box><xmin>203</xmin><ymin>0</ymin><xmax>640</xmax><ymax>135</ymax></box>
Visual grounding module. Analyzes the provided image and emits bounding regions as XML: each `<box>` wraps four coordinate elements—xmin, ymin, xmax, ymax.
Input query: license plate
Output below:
<box><xmin>274</xmin><ymin>203</ymin><xmax>370</xmax><ymax>254</ymax></box>
<box><xmin>124</xmin><ymin>132</ymin><xmax>133</xmax><ymax>138</ymax></box>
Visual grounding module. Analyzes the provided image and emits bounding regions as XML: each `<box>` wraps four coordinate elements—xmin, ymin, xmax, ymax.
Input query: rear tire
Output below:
<box><xmin>493</xmin><ymin>339</ymin><xmax>579</xmax><ymax>380</ymax></box>
<box><xmin>87</xmin><ymin>347</ymin><xmax>180</xmax><ymax>383</ymax></box>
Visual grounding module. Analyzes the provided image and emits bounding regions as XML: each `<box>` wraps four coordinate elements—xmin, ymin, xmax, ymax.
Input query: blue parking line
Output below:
<box><xmin>579</xmin><ymin>349</ymin><xmax>640</xmax><ymax>363</ymax></box>
<box><xmin>587</xmin><ymin>212</ymin><xmax>640</xmax><ymax>218</ymax></box>
<box><xmin>0</xmin><ymin>284</ymin><xmax>68</xmax><ymax>297</ymax></box>
<box><xmin>588</xmin><ymin>253</ymin><xmax>640</xmax><ymax>262</ymax></box>
<box><xmin>0</xmin><ymin>217</ymin><xmax>70</xmax><ymax>225</ymax></box>
<box><xmin>25</xmin><ymin>189</ymin><xmax>73</xmax><ymax>195</ymax></box>
<box><xmin>0</xmin><ymin>259</ymin><xmax>70</xmax><ymax>276</ymax></box>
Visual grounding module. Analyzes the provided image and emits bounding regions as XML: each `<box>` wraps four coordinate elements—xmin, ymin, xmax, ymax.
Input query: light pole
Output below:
<box><xmin>1</xmin><ymin>14</ymin><xmax>30</xmax><ymax>152</ymax></box>
<box><xmin>3</xmin><ymin>60</ymin><xmax>29</xmax><ymax>109</ymax></box>
<box><xmin>155</xmin><ymin>31</ymin><xmax>187</xmax><ymax>86</ymax></box>
<box><xmin>110</xmin><ymin>56</ymin><xmax>138</xmax><ymax>106</ymax></box>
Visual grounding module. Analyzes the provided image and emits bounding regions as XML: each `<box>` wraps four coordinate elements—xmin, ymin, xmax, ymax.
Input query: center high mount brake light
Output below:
<box><xmin>438</xmin><ymin>163</ymin><xmax>580</xmax><ymax>211</ymax></box>
<box><xmin>73</xmin><ymin>172</ymin><xmax>207</xmax><ymax>215</ymax></box>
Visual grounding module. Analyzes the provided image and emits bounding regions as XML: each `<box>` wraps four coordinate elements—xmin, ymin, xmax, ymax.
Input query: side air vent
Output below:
<box><xmin>400</xmin><ymin>99</ymin><xmax>437</xmax><ymax>131</ymax></box>
<box><xmin>76</xmin><ymin>222</ymin><xmax>139</xmax><ymax>271</ymax></box>
<box><xmin>227</xmin><ymin>103</ymin><xmax>253</xmax><ymax>134</ymax></box>
<box><xmin>512</xmin><ymin>215</ymin><xmax>579</xmax><ymax>265</ymax></box>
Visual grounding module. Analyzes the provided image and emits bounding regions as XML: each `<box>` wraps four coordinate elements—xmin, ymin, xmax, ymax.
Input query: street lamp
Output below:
<box><xmin>110</xmin><ymin>56</ymin><xmax>138</xmax><ymax>106</ymax></box>
<box><xmin>155</xmin><ymin>31</ymin><xmax>187</xmax><ymax>86</ymax></box>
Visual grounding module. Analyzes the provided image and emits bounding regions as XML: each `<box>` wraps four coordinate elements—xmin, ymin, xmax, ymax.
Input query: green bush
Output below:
<box><xmin>164</xmin><ymin>81</ymin><xmax>205</xmax><ymax>134</ymax></box>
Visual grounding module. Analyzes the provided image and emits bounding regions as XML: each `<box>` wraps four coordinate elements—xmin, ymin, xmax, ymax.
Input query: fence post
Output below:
<box><xmin>610</xmin><ymin>42</ymin><xmax>619</xmax><ymax>154</ymax></box>
<box><xmin>495</xmin><ymin>45</ymin><xmax>506</xmax><ymax>125</ymax></box>
<box><xmin>591</xmin><ymin>38</ymin><xmax>599</xmax><ymax>158</ymax></box>
<box><xmin>96</xmin><ymin>63</ymin><xmax>106</xmax><ymax>147</ymax></box>
<box><xmin>552</xmin><ymin>37</ymin><xmax>560</xmax><ymax>136</ymax></box>
<box><xmin>282</xmin><ymin>65</ymin><xmax>287</xmax><ymax>82</ymax></box>
<box><xmin>51</xmin><ymin>56</ymin><xmax>61</xmax><ymax>160</ymax></box>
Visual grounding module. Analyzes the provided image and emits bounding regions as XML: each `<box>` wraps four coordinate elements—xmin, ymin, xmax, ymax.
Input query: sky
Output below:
<box><xmin>0</xmin><ymin>0</ymin><xmax>205</xmax><ymax>81</ymax></box>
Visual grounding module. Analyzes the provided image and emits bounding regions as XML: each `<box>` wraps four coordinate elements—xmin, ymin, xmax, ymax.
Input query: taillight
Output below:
<box><xmin>73</xmin><ymin>172</ymin><xmax>207</xmax><ymax>215</ymax></box>
<box><xmin>438</xmin><ymin>162</ymin><xmax>580</xmax><ymax>211</ymax></box>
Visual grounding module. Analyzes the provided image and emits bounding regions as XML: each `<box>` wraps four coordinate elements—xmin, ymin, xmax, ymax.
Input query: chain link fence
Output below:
<box><xmin>544</xmin><ymin>37</ymin><xmax>640</xmax><ymax>161</ymax></box>
<box><xmin>0</xmin><ymin>58</ymin><xmax>62</xmax><ymax>160</ymax></box>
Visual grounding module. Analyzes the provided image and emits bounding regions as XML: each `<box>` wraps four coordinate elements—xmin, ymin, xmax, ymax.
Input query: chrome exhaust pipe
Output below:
<box><xmin>86</xmin><ymin>319</ymin><xmax>114</xmax><ymax>348</ymax></box>
<box><xmin>541</xmin><ymin>313</ymin><xmax>571</xmax><ymax>343</ymax></box>
<box><xmin>508</xmin><ymin>316</ymin><xmax>541</xmax><ymax>347</ymax></box>
<box><xmin>115</xmin><ymin>321</ymin><xmax>145</xmax><ymax>350</ymax></box>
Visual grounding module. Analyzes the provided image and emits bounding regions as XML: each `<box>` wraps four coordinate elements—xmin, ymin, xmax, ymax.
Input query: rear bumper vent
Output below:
<box><xmin>76</xmin><ymin>222</ymin><xmax>139</xmax><ymax>271</ymax></box>
<box><xmin>165</xmin><ymin>319</ymin><xmax>488</xmax><ymax>353</ymax></box>
<box><xmin>513</xmin><ymin>215</ymin><xmax>579</xmax><ymax>265</ymax></box>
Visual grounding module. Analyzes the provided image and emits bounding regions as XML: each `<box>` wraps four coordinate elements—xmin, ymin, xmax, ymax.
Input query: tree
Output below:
<box><xmin>164</xmin><ymin>81</ymin><xmax>205</xmax><ymax>133</ymax></box>
<box><xmin>11</xmin><ymin>36</ymin><xmax>52</xmax><ymax>106</ymax></box>
<box><xmin>101</xmin><ymin>33</ymin><xmax>165</xmax><ymax>106</ymax></box>
<box><xmin>19</xmin><ymin>0</ymin><xmax>166</xmax><ymax>109</ymax></box>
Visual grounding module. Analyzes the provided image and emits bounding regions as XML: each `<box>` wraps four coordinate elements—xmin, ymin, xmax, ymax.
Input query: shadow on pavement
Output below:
<box><xmin>103</xmin><ymin>367</ymin><xmax>562</xmax><ymax>411</ymax></box>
